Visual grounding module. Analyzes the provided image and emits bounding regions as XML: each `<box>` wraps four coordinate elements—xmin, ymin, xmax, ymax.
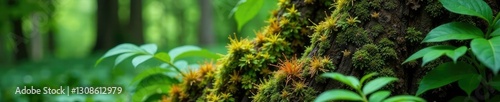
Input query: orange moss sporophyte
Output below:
<box><xmin>169</xmin><ymin>85</ymin><xmax>186</xmax><ymax>99</ymax></box>
<box><xmin>274</xmin><ymin>55</ymin><xmax>303</xmax><ymax>84</ymax></box>
<box><xmin>184</xmin><ymin>68</ymin><xmax>202</xmax><ymax>86</ymax></box>
<box><xmin>254</xmin><ymin>31</ymin><xmax>266</xmax><ymax>44</ymax></box>
<box><xmin>342</xmin><ymin>49</ymin><xmax>351</xmax><ymax>57</ymax></box>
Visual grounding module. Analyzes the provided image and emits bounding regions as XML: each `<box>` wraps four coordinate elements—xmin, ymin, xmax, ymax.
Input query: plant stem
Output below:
<box><xmin>355</xmin><ymin>89</ymin><xmax>368</xmax><ymax>102</ymax></box>
<box><xmin>486</xmin><ymin>13</ymin><xmax>500</xmax><ymax>38</ymax></box>
<box><xmin>154</xmin><ymin>56</ymin><xmax>186</xmax><ymax>77</ymax></box>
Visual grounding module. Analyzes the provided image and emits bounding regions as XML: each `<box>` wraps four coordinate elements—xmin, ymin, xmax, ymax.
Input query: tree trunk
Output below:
<box><xmin>166</xmin><ymin>0</ymin><xmax>499</xmax><ymax>101</ymax></box>
<box><xmin>197</xmin><ymin>0</ymin><xmax>215</xmax><ymax>46</ymax></box>
<box><xmin>128</xmin><ymin>0</ymin><xmax>144</xmax><ymax>44</ymax></box>
<box><xmin>95</xmin><ymin>0</ymin><xmax>119</xmax><ymax>51</ymax></box>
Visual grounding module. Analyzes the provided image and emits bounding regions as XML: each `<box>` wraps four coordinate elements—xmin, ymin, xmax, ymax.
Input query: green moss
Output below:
<box><xmin>378</xmin><ymin>38</ymin><xmax>395</xmax><ymax>47</ymax></box>
<box><xmin>336</xmin><ymin>27</ymin><xmax>372</xmax><ymax>46</ymax></box>
<box><xmin>405</xmin><ymin>27</ymin><xmax>423</xmax><ymax>43</ymax></box>
<box><xmin>370</xmin><ymin>0</ymin><xmax>383</xmax><ymax>9</ymax></box>
<box><xmin>383</xmin><ymin>0</ymin><xmax>398</xmax><ymax>10</ymax></box>
<box><xmin>352</xmin><ymin>43</ymin><xmax>397</xmax><ymax>70</ymax></box>
<box><xmin>370</xmin><ymin>23</ymin><xmax>384</xmax><ymax>37</ymax></box>
<box><xmin>424</xmin><ymin>0</ymin><xmax>444</xmax><ymax>17</ymax></box>
<box><xmin>352</xmin><ymin>0</ymin><xmax>371</xmax><ymax>21</ymax></box>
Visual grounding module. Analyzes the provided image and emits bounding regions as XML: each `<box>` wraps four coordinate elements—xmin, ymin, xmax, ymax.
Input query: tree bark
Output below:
<box><xmin>197</xmin><ymin>0</ymin><xmax>215</xmax><ymax>46</ymax></box>
<box><xmin>128</xmin><ymin>0</ymin><xmax>144</xmax><ymax>44</ymax></box>
<box><xmin>95</xmin><ymin>0</ymin><xmax>119</xmax><ymax>51</ymax></box>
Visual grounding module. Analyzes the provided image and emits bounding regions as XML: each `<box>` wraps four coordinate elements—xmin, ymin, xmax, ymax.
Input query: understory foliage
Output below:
<box><xmin>403</xmin><ymin>0</ymin><xmax>500</xmax><ymax>101</ymax></box>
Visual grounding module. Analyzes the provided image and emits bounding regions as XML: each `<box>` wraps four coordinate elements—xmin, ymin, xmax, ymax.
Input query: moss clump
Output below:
<box><xmin>352</xmin><ymin>40</ymin><xmax>397</xmax><ymax>75</ymax></box>
<box><xmin>165</xmin><ymin>62</ymin><xmax>217</xmax><ymax>102</ymax></box>
<box><xmin>383</xmin><ymin>0</ymin><xmax>398</xmax><ymax>10</ymax></box>
<box><xmin>369</xmin><ymin>23</ymin><xmax>384</xmax><ymax>37</ymax></box>
<box><xmin>335</xmin><ymin>27</ymin><xmax>372</xmax><ymax>46</ymax></box>
<box><xmin>405</xmin><ymin>27</ymin><xmax>423</xmax><ymax>43</ymax></box>
<box><xmin>352</xmin><ymin>0</ymin><xmax>371</xmax><ymax>21</ymax></box>
<box><xmin>424</xmin><ymin>0</ymin><xmax>444</xmax><ymax>18</ymax></box>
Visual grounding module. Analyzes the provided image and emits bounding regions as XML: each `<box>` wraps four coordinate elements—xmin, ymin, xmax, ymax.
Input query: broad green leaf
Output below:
<box><xmin>314</xmin><ymin>89</ymin><xmax>363</xmax><ymax>102</ymax></box>
<box><xmin>132</xmin><ymin>84</ymin><xmax>171</xmax><ymax>102</ymax></box>
<box><xmin>423</xmin><ymin>22</ymin><xmax>483</xmax><ymax>42</ymax></box>
<box><xmin>403</xmin><ymin>45</ymin><xmax>455</xmax><ymax>64</ymax></box>
<box><xmin>130</xmin><ymin>67</ymin><xmax>171</xmax><ymax>85</ymax></box>
<box><xmin>115</xmin><ymin>53</ymin><xmax>136</xmax><ymax>66</ymax></box>
<box><xmin>471</xmin><ymin>37</ymin><xmax>500</xmax><ymax>74</ymax></box>
<box><xmin>369</xmin><ymin>90</ymin><xmax>391</xmax><ymax>102</ymax></box>
<box><xmin>361</xmin><ymin>72</ymin><xmax>378</xmax><ymax>85</ymax></box>
<box><xmin>363</xmin><ymin>77</ymin><xmax>398</xmax><ymax>95</ymax></box>
<box><xmin>458</xmin><ymin>74</ymin><xmax>481</xmax><ymax>96</ymax></box>
<box><xmin>491</xmin><ymin>27</ymin><xmax>500</xmax><ymax>37</ymax></box>
<box><xmin>491</xmin><ymin>75</ymin><xmax>500</xmax><ymax>91</ymax></box>
<box><xmin>448</xmin><ymin>96</ymin><xmax>473</xmax><ymax>102</ymax></box>
<box><xmin>321</xmin><ymin>73</ymin><xmax>360</xmax><ymax>89</ymax></box>
<box><xmin>383</xmin><ymin>95</ymin><xmax>426</xmax><ymax>102</ymax></box>
<box><xmin>422</xmin><ymin>50</ymin><xmax>447</xmax><ymax>67</ymax></box>
<box><xmin>139</xmin><ymin>43</ymin><xmax>157</xmax><ymax>54</ymax></box>
<box><xmin>440</xmin><ymin>0</ymin><xmax>493</xmax><ymax>23</ymax></box>
<box><xmin>95</xmin><ymin>43</ymin><xmax>141</xmax><ymax>66</ymax></box>
<box><xmin>416</xmin><ymin>62</ymin><xmax>475</xmax><ymax>96</ymax></box>
<box><xmin>174</xmin><ymin>60</ymin><xmax>189</xmax><ymax>72</ymax></box>
<box><xmin>234</xmin><ymin>0</ymin><xmax>264</xmax><ymax>31</ymax></box>
<box><xmin>488</xmin><ymin>95</ymin><xmax>500</xmax><ymax>102</ymax></box>
<box><xmin>347</xmin><ymin>76</ymin><xmax>361</xmax><ymax>89</ymax></box>
<box><xmin>445</xmin><ymin>46</ymin><xmax>468</xmax><ymax>63</ymax></box>
<box><xmin>168</xmin><ymin>45</ymin><xmax>201</xmax><ymax>61</ymax></box>
<box><xmin>154</xmin><ymin>52</ymin><xmax>171</xmax><ymax>63</ymax></box>
<box><xmin>174</xmin><ymin>49</ymin><xmax>220</xmax><ymax>61</ymax></box>
<box><xmin>132</xmin><ymin>55</ymin><xmax>153</xmax><ymax>68</ymax></box>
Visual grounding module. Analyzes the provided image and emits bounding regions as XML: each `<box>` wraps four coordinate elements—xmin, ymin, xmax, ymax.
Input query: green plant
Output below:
<box><xmin>95</xmin><ymin>44</ymin><xmax>219</xmax><ymax>101</ymax></box>
<box><xmin>402</xmin><ymin>0</ymin><xmax>500</xmax><ymax>100</ymax></box>
<box><xmin>315</xmin><ymin>72</ymin><xmax>425</xmax><ymax>102</ymax></box>
<box><xmin>231</xmin><ymin>0</ymin><xmax>264</xmax><ymax>31</ymax></box>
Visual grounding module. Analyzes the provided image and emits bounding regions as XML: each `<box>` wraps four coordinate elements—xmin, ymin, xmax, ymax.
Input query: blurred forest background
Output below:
<box><xmin>0</xmin><ymin>0</ymin><xmax>276</xmax><ymax>101</ymax></box>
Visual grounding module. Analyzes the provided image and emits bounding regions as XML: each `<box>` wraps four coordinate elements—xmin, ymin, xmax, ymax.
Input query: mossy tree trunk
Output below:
<box><xmin>167</xmin><ymin>0</ymin><xmax>499</xmax><ymax>102</ymax></box>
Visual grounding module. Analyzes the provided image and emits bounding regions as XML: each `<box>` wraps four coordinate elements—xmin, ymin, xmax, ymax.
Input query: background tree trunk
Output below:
<box><xmin>95</xmin><ymin>0</ymin><xmax>119</xmax><ymax>51</ymax></box>
<box><xmin>128</xmin><ymin>0</ymin><xmax>144</xmax><ymax>44</ymax></box>
<box><xmin>197</xmin><ymin>0</ymin><xmax>215</xmax><ymax>46</ymax></box>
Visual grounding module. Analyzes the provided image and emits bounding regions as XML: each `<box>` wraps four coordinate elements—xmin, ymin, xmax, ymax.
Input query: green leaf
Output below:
<box><xmin>361</xmin><ymin>72</ymin><xmax>378</xmax><ymax>85</ymax></box>
<box><xmin>130</xmin><ymin>67</ymin><xmax>171</xmax><ymax>85</ymax></box>
<box><xmin>314</xmin><ymin>89</ymin><xmax>364</xmax><ymax>102</ymax></box>
<box><xmin>403</xmin><ymin>45</ymin><xmax>455</xmax><ymax>64</ymax></box>
<box><xmin>422</xmin><ymin>50</ymin><xmax>447</xmax><ymax>66</ymax></box>
<box><xmin>234</xmin><ymin>0</ymin><xmax>264</xmax><ymax>31</ymax></box>
<box><xmin>132</xmin><ymin>84</ymin><xmax>171</xmax><ymax>102</ymax></box>
<box><xmin>174</xmin><ymin>49</ymin><xmax>220</xmax><ymax>61</ymax></box>
<box><xmin>488</xmin><ymin>95</ymin><xmax>500</xmax><ymax>102</ymax></box>
<box><xmin>95</xmin><ymin>43</ymin><xmax>141</xmax><ymax>66</ymax></box>
<box><xmin>445</xmin><ymin>46</ymin><xmax>468</xmax><ymax>63</ymax></box>
<box><xmin>471</xmin><ymin>37</ymin><xmax>500</xmax><ymax>74</ymax></box>
<box><xmin>448</xmin><ymin>96</ymin><xmax>473</xmax><ymax>102</ymax></box>
<box><xmin>383</xmin><ymin>95</ymin><xmax>426</xmax><ymax>102</ymax></box>
<box><xmin>491</xmin><ymin>27</ymin><xmax>500</xmax><ymax>37</ymax></box>
<box><xmin>168</xmin><ymin>45</ymin><xmax>201</xmax><ymax>61</ymax></box>
<box><xmin>139</xmin><ymin>43</ymin><xmax>157</xmax><ymax>54</ymax></box>
<box><xmin>115</xmin><ymin>53</ymin><xmax>136</xmax><ymax>66</ymax></box>
<box><xmin>491</xmin><ymin>75</ymin><xmax>500</xmax><ymax>91</ymax></box>
<box><xmin>458</xmin><ymin>74</ymin><xmax>481</xmax><ymax>96</ymax></box>
<box><xmin>321</xmin><ymin>73</ymin><xmax>360</xmax><ymax>89</ymax></box>
<box><xmin>154</xmin><ymin>52</ymin><xmax>171</xmax><ymax>63</ymax></box>
<box><xmin>423</xmin><ymin>22</ymin><xmax>483</xmax><ymax>42</ymax></box>
<box><xmin>440</xmin><ymin>0</ymin><xmax>493</xmax><ymax>23</ymax></box>
<box><xmin>416</xmin><ymin>62</ymin><xmax>475</xmax><ymax>96</ymax></box>
<box><xmin>363</xmin><ymin>77</ymin><xmax>398</xmax><ymax>95</ymax></box>
<box><xmin>132</xmin><ymin>55</ymin><xmax>153</xmax><ymax>68</ymax></box>
<box><xmin>369</xmin><ymin>91</ymin><xmax>391</xmax><ymax>102</ymax></box>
